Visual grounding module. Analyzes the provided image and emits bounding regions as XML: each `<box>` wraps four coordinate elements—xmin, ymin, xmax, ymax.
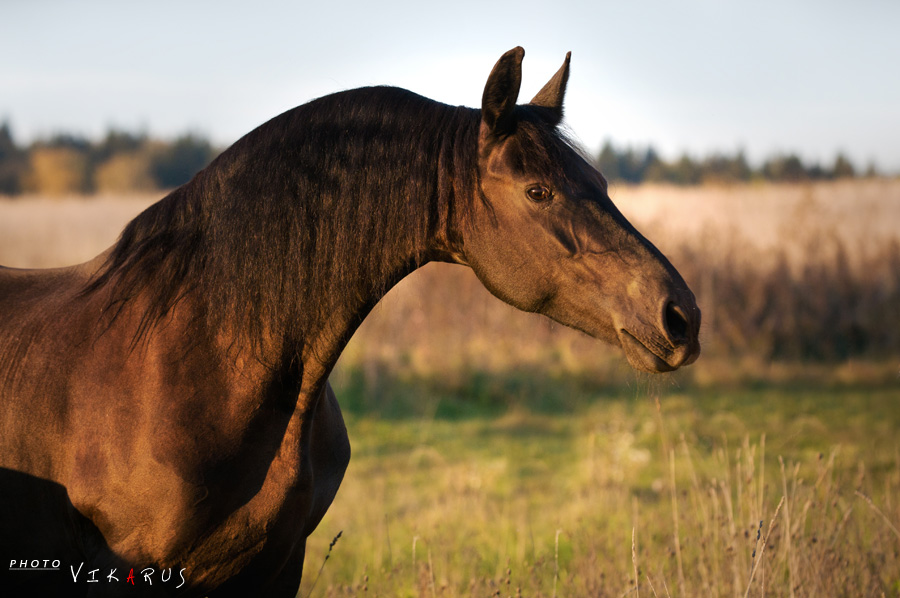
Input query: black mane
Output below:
<box><xmin>86</xmin><ymin>86</ymin><xmax>576</xmax><ymax>363</ymax></box>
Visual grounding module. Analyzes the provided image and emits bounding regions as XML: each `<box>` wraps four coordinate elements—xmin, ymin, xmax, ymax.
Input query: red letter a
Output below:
<box><xmin>126</xmin><ymin>568</ymin><xmax>135</xmax><ymax>585</ymax></box>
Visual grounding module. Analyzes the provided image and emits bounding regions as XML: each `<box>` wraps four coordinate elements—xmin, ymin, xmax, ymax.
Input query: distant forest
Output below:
<box><xmin>0</xmin><ymin>123</ymin><xmax>217</xmax><ymax>196</ymax></box>
<box><xmin>0</xmin><ymin>122</ymin><xmax>879</xmax><ymax>196</ymax></box>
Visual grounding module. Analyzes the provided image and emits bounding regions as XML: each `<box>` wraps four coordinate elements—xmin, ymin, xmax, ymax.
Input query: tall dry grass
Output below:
<box><xmin>2</xmin><ymin>180</ymin><xmax>899</xmax><ymax>369</ymax></box>
<box><xmin>339</xmin><ymin>179</ymin><xmax>900</xmax><ymax>385</ymax></box>
<box><xmin>620</xmin><ymin>179</ymin><xmax>900</xmax><ymax>362</ymax></box>
<box><xmin>0</xmin><ymin>193</ymin><xmax>157</xmax><ymax>268</ymax></box>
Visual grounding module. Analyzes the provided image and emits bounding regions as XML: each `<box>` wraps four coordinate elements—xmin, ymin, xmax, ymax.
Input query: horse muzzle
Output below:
<box><xmin>616</xmin><ymin>295</ymin><xmax>701</xmax><ymax>373</ymax></box>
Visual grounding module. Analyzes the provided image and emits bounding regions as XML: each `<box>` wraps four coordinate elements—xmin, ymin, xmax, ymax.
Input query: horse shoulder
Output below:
<box><xmin>0</xmin><ymin>262</ymin><xmax>106</xmax><ymax>475</ymax></box>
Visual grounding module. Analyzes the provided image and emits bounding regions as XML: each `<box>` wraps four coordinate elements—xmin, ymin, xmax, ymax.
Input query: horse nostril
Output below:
<box><xmin>664</xmin><ymin>301</ymin><xmax>689</xmax><ymax>343</ymax></box>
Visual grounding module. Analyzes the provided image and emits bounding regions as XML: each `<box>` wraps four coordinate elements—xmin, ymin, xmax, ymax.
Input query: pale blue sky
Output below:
<box><xmin>2</xmin><ymin>0</ymin><xmax>898</xmax><ymax>170</ymax></box>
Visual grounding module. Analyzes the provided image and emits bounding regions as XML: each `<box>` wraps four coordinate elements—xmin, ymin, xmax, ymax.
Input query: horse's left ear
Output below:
<box><xmin>481</xmin><ymin>47</ymin><xmax>525</xmax><ymax>138</ymax></box>
<box><xmin>529</xmin><ymin>52</ymin><xmax>571</xmax><ymax>124</ymax></box>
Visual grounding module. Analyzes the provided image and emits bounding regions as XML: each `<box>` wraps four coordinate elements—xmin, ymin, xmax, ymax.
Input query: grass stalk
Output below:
<box><xmin>305</xmin><ymin>531</ymin><xmax>342</xmax><ymax>598</ymax></box>
<box><xmin>743</xmin><ymin>496</ymin><xmax>785</xmax><ymax>598</ymax></box>
<box><xmin>632</xmin><ymin>527</ymin><xmax>640</xmax><ymax>598</ymax></box>
<box><xmin>669</xmin><ymin>449</ymin><xmax>686</xmax><ymax>597</ymax></box>
<box><xmin>855</xmin><ymin>490</ymin><xmax>900</xmax><ymax>544</ymax></box>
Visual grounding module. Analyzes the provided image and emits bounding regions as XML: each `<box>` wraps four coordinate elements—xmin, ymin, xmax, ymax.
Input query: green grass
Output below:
<box><xmin>299</xmin><ymin>367</ymin><xmax>900</xmax><ymax>597</ymax></box>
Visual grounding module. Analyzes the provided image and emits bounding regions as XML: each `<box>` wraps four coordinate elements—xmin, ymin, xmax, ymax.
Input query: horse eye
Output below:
<box><xmin>526</xmin><ymin>185</ymin><xmax>553</xmax><ymax>203</ymax></box>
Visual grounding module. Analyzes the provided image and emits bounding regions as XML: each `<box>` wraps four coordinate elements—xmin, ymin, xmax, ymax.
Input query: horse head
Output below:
<box><xmin>463</xmin><ymin>47</ymin><xmax>701</xmax><ymax>373</ymax></box>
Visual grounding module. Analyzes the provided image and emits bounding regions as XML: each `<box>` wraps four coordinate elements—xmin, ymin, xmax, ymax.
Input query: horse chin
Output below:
<box><xmin>618</xmin><ymin>330</ymin><xmax>678</xmax><ymax>373</ymax></box>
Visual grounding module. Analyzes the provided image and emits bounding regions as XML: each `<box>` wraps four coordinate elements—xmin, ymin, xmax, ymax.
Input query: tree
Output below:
<box><xmin>701</xmin><ymin>151</ymin><xmax>751</xmax><ymax>184</ymax></box>
<box><xmin>669</xmin><ymin>154</ymin><xmax>701</xmax><ymax>186</ymax></box>
<box><xmin>93</xmin><ymin>129</ymin><xmax>148</xmax><ymax>164</ymax></box>
<box><xmin>27</xmin><ymin>146</ymin><xmax>90</xmax><ymax>195</ymax></box>
<box><xmin>832</xmin><ymin>153</ymin><xmax>855</xmax><ymax>179</ymax></box>
<box><xmin>596</xmin><ymin>140</ymin><xmax>620</xmax><ymax>182</ymax></box>
<box><xmin>94</xmin><ymin>152</ymin><xmax>156</xmax><ymax>193</ymax></box>
<box><xmin>762</xmin><ymin>155</ymin><xmax>807</xmax><ymax>183</ymax></box>
<box><xmin>151</xmin><ymin>134</ymin><xmax>216</xmax><ymax>189</ymax></box>
<box><xmin>0</xmin><ymin>122</ymin><xmax>26</xmax><ymax>195</ymax></box>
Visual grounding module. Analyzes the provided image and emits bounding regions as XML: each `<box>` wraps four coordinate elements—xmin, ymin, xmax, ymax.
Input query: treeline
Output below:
<box><xmin>0</xmin><ymin>123</ymin><xmax>218</xmax><ymax>196</ymax></box>
<box><xmin>0</xmin><ymin>121</ymin><xmax>884</xmax><ymax>196</ymax></box>
<box><xmin>595</xmin><ymin>141</ymin><xmax>874</xmax><ymax>185</ymax></box>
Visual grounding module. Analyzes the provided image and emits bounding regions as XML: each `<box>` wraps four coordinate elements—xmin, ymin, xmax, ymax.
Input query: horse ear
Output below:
<box><xmin>529</xmin><ymin>52</ymin><xmax>571</xmax><ymax>124</ymax></box>
<box><xmin>481</xmin><ymin>47</ymin><xmax>524</xmax><ymax>137</ymax></box>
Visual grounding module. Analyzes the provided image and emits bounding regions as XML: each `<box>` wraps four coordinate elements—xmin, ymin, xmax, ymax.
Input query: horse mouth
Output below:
<box><xmin>618</xmin><ymin>329</ymin><xmax>696</xmax><ymax>373</ymax></box>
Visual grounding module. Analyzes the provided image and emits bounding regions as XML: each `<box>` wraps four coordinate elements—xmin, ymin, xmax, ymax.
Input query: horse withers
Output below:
<box><xmin>0</xmin><ymin>48</ymin><xmax>699</xmax><ymax>596</ymax></box>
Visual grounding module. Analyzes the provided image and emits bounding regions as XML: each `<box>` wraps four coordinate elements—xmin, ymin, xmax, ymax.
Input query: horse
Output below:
<box><xmin>0</xmin><ymin>47</ymin><xmax>700</xmax><ymax>596</ymax></box>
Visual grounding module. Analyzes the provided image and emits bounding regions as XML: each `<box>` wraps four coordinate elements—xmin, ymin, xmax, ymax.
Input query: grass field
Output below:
<box><xmin>1</xmin><ymin>181</ymin><xmax>899</xmax><ymax>596</ymax></box>
<box><xmin>303</xmin><ymin>377</ymin><xmax>899</xmax><ymax>597</ymax></box>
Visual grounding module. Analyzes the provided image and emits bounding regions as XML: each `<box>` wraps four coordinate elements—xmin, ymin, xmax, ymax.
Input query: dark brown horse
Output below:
<box><xmin>0</xmin><ymin>48</ymin><xmax>699</xmax><ymax>596</ymax></box>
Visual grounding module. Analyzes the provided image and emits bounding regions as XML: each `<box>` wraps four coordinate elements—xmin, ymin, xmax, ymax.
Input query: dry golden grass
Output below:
<box><xmin>347</xmin><ymin>178</ymin><xmax>900</xmax><ymax>372</ymax></box>
<box><xmin>0</xmin><ymin>193</ymin><xmax>157</xmax><ymax>268</ymax></box>
<box><xmin>611</xmin><ymin>179</ymin><xmax>900</xmax><ymax>260</ymax></box>
<box><xmin>5</xmin><ymin>179</ymin><xmax>898</xmax><ymax>267</ymax></box>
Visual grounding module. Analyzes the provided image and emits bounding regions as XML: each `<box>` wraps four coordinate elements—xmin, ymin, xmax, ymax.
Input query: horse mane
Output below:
<box><xmin>85</xmin><ymin>86</ymin><xmax>578</xmax><ymax>363</ymax></box>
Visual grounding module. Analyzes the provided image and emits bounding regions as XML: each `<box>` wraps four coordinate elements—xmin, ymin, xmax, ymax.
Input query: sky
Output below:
<box><xmin>2</xmin><ymin>0</ymin><xmax>899</xmax><ymax>171</ymax></box>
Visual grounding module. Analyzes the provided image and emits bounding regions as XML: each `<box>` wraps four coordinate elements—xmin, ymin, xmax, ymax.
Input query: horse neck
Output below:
<box><xmin>95</xmin><ymin>96</ymin><xmax>479</xmax><ymax>388</ymax></box>
<box><xmin>209</xmin><ymin>112</ymin><xmax>477</xmax><ymax>378</ymax></box>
